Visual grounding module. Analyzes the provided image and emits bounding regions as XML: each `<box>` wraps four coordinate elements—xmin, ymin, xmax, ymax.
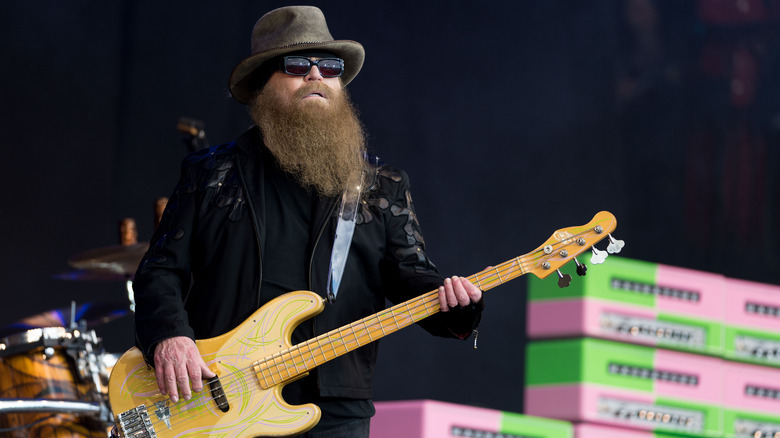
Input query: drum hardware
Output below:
<box><xmin>0</xmin><ymin>399</ymin><xmax>110</xmax><ymax>419</ymax></box>
<box><xmin>0</xmin><ymin>334</ymin><xmax>117</xmax><ymax>436</ymax></box>
<box><xmin>0</xmin><ymin>305</ymin><xmax>122</xmax><ymax>432</ymax></box>
<box><xmin>0</xmin><ymin>214</ymin><xmax>166</xmax><ymax>434</ymax></box>
<box><xmin>0</xmin><ymin>325</ymin><xmax>108</xmax><ymax>391</ymax></box>
<box><xmin>0</xmin><ymin>301</ymin><xmax>130</xmax><ymax>341</ymax></box>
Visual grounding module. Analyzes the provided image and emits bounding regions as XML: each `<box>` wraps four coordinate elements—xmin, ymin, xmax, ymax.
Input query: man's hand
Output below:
<box><xmin>437</xmin><ymin>275</ymin><xmax>482</xmax><ymax>312</ymax></box>
<box><xmin>153</xmin><ymin>336</ymin><xmax>217</xmax><ymax>402</ymax></box>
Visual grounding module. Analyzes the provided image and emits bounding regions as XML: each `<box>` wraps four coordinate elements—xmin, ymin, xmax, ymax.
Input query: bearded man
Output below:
<box><xmin>132</xmin><ymin>6</ymin><xmax>483</xmax><ymax>437</ymax></box>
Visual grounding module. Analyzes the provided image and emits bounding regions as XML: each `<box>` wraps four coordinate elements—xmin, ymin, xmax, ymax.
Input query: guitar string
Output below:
<box><xmin>133</xmin><ymin>293</ymin><xmax>447</xmax><ymax>432</ymax></box>
<box><xmin>127</xmin><ymin>275</ymin><xmax>472</xmax><ymax>431</ymax></box>
<box><xmin>127</xmin><ymin>231</ymin><xmax>590</xmax><ymax>431</ymax></box>
<box><xmin>127</xmin><ymin>294</ymin><xmax>442</xmax><ymax>431</ymax></box>
<box><xmin>133</xmin><ymin>295</ymin><xmax>447</xmax><ymax>433</ymax></box>
<box><xmin>127</xmin><ymin>229</ymin><xmax>594</xmax><ymax>432</ymax></box>
<box><xmin>127</xmin><ymin>227</ymin><xmax>603</xmax><ymax>431</ymax></box>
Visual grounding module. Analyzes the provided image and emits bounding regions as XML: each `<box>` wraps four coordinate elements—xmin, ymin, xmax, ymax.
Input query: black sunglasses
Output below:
<box><xmin>280</xmin><ymin>56</ymin><xmax>344</xmax><ymax>77</ymax></box>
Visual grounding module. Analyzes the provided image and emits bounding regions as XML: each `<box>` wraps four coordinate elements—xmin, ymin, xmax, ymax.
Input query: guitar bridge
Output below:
<box><xmin>114</xmin><ymin>404</ymin><xmax>157</xmax><ymax>438</ymax></box>
<box><xmin>209</xmin><ymin>375</ymin><xmax>230</xmax><ymax>412</ymax></box>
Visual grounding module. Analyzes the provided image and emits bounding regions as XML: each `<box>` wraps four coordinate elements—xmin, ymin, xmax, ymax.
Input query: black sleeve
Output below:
<box><xmin>379</xmin><ymin>167</ymin><xmax>483</xmax><ymax>340</ymax></box>
<box><xmin>132</xmin><ymin>157</ymin><xmax>200</xmax><ymax>363</ymax></box>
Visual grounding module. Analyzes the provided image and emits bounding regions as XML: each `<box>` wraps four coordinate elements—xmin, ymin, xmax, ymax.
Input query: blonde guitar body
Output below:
<box><xmin>108</xmin><ymin>291</ymin><xmax>326</xmax><ymax>437</ymax></box>
<box><xmin>108</xmin><ymin>211</ymin><xmax>618</xmax><ymax>437</ymax></box>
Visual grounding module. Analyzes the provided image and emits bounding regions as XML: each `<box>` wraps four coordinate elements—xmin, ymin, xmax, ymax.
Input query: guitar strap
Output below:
<box><xmin>326</xmin><ymin>185</ymin><xmax>361</xmax><ymax>304</ymax></box>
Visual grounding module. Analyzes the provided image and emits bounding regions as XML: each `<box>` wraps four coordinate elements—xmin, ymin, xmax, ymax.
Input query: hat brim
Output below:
<box><xmin>228</xmin><ymin>40</ymin><xmax>364</xmax><ymax>104</ymax></box>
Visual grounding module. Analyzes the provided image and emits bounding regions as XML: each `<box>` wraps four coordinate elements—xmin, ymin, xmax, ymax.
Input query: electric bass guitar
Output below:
<box><xmin>108</xmin><ymin>211</ymin><xmax>618</xmax><ymax>437</ymax></box>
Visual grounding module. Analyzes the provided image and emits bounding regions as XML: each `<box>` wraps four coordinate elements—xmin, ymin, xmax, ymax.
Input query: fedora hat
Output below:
<box><xmin>228</xmin><ymin>5</ymin><xmax>365</xmax><ymax>104</ymax></box>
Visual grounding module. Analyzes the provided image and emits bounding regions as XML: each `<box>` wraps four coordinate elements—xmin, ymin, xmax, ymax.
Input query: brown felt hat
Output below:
<box><xmin>228</xmin><ymin>5</ymin><xmax>365</xmax><ymax>104</ymax></box>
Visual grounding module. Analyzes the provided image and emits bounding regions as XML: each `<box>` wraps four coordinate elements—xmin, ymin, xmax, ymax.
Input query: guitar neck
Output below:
<box><xmin>254</xmin><ymin>210</ymin><xmax>616</xmax><ymax>389</ymax></box>
<box><xmin>253</xmin><ymin>258</ymin><xmax>526</xmax><ymax>389</ymax></box>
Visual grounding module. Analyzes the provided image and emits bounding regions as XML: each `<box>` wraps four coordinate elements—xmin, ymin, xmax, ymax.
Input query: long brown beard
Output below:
<box><xmin>249</xmin><ymin>82</ymin><xmax>368</xmax><ymax>197</ymax></box>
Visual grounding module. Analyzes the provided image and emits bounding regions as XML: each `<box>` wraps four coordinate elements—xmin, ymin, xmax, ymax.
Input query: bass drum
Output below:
<box><xmin>0</xmin><ymin>327</ymin><xmax>108</xmax><ymax>437</ymax></box>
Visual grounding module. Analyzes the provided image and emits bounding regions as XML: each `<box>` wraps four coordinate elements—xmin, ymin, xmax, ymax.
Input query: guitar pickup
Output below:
<box><xmin>209</xmin><ymin>376</ymin><xmax>230</xmax><ymax>412</ymax></box>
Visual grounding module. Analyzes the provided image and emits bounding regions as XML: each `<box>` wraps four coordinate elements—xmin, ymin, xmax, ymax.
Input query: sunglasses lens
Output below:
<box><xmin>317</xmin><ymin>59</ymin><xmax>344</xmax><ymax>77</ymax></box>
<box><xmin>284</xmin><ymin>57</ymin><xmax>311</xmax><ymax>75</ymax></box>
<box><xmin>282</xmin><ymin>57</ymin><xmax>344</xmax><ymax>77</ymax></box>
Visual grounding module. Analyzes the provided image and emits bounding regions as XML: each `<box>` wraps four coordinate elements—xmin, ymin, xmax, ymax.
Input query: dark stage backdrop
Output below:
<box><xmin>2</xmin><ymin>0</ymin><xmax>779</xmax><ymax>415</ymax></box>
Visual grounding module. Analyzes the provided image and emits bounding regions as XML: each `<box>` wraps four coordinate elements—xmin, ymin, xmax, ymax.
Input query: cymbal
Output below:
<box><xmin>67</xmin><ymin>242</ymin><xmax>149</xmax><ymax>276</ymax></box>
<box><xmin>0</xmin><ymin>301</ymin><xmax>130</xmax><ymax>338</ymax></box>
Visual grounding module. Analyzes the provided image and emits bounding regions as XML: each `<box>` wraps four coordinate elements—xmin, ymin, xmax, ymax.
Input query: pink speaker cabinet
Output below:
<box><xmin>370</xmin><ymin>399</ymin><xmax>573</xmax><ymax>438</ymax></box>
<box><xmin>722</xmin><ymin>360</ymin><xmax>780</xmax><ymax>438</ymax></box>
<box><xmin>525</xmin><ymin>338</ymin><xmax>723</xmax><ymax>437</ymax></box>
<box><xmin>573</xmin><ymin>423</ymin><xmax>688</xmax><ymax>437</ymax></box>
<box><xmin>724</xmin><ymin>277</ymin><xmax>780</xmax><ymax>368</ymax></box>
<box><xmin>527</xmin><ymin>256</ymin><xmax>725</xmax><ymax>356</ymax></box>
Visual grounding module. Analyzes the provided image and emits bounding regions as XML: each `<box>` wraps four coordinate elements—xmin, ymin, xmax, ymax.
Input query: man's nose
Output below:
<box><xmin>305</xmin><ymin>65</ymin><xmax>324</xmax><ymax>81</ymax></box>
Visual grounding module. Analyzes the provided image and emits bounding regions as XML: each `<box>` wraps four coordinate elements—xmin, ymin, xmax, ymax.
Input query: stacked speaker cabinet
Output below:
<box><xmin>722</xmin><ymin>278</ymin><xmax>780</xmax><ymax>438</ymax></box>
<box><xmin>371</xmin><ymin>399</ymin><xmax>573</xmax><ymax>438</ymax></box>
<box><xmin>525</xmin><ymin>255</ymin><xmax>780</xmax><ymax>438</ymax></box>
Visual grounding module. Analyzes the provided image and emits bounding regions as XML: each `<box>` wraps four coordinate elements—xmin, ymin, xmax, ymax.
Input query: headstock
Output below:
<box><xmin>526</xmin><ymin>211</ymin><xmax>621</xmax><ymax>287</ymax></box>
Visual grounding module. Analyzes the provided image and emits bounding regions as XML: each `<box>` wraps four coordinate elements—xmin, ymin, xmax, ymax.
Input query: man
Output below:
<box><xmin>133</xmin><ymin>5</ymin><xmax>483</xmax><ymax>437</ymax></box>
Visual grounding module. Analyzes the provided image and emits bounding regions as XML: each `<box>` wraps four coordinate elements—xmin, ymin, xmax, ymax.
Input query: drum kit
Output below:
<box><xmin>0</xmin><ymin>121</ymin><xmax>202</xmax><ymax>437</ymax></box>
<box><xmin>0</xmin><ymin>216</ymin><xmax>158</xmax><ymax>437</ymax></box>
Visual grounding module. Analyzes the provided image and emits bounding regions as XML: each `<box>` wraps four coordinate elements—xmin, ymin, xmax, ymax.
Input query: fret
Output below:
<box><xmin>331</xmin><ymin>330</ymin><xmax>349</xmax><ymax>356</ymax></box>
<box><xmin>514</xmin><ymin>256</ymin><xmax>525</xmax><ymax>276</ymax></box>
<box><xmin>289</xmin><ymin>347</ymin><xmax>303</xmax><ymax>375</ymax></box>
<box><xmin>314</xmin><ymin>337</ymin><xmax>328</xmax><ymax>364</ymax></box>
<box><xmin>268</xmin><ymin>352</ymin><xmax>285</xmax><ymax>385</ymax></box>
<box><xmin>405</xmin><ymin>300</ymin><xmax>419</xmax><ymax>322</ymax></box>
<box><xmin>410</xmin><ymin>299</ymin><xmax>429</xmax><ymax>321</ymax></box>
<box><xmin>306</xmin><ymin>342</ymin><xmax>320</xmax><ymax>369</ymax></box>
<box><xmin>307</xmin><ymin>341</ymin><xmax>320</xmax><ymax>367</ymax></box>
<box><xmin>271</xmin><ymin>353</ymin><xmax>284</xmax><ymax>381</ymax></box>
<box><xmin>389</xmin><ymin>307</ymin><xmax>403</xmax><ymax>331</ymax></box>
<box><xmin>365</xmin><ymin>319</ymin><xmax>375</xmax><ymax>342</ymax></box>
<box><xmin>493</xmin><ymin>266</ymin><xmax>503</xmax><ymax>283</ymax></box>
<box><xmin>390</xmin><ymin>308</ymin><xmax>404</xmax><ymax>329</ymax></box>
<box><xmin>351</xmin><ymin>323</ymin><xmax>362</xmax><ymax>348</ymax></box>
<box><xmin>280</xmin><ymin>352</ymin><xmax>295</xmax><ymax>380</ymax></box>
<box><xmin>402</xmin><ymin>301</ymin><xmax>415</xmax><ymax>323</ymax></box>
<box><xmin>322</xmin><ymin>334</ymin><xmax>338</xmax><ymax>360</ymax></box>
<box><xmin>480</xmin><ymin>271</ymin><xmax>498</xmax><ymax>289</ymax></box>
<box><xmin>377</xmin><ymin>316</ymin><xmax>387</xmax><ymax>336</ymax></box>
<box><xmin>254</xmin><ymin>360</ymin><xmax>271</xmax><ymax>389</ymax></box>
<box><xmin>421</xmin><ymin>297</ymin><xmax>433</xmax><ymax>317</ymax></box>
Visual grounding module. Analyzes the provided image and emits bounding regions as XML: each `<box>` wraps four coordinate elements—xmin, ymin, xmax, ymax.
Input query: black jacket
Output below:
<box><xmin>133</xmin><ymin>127</ymin><xmax>482</xmax><ymax>399</ymax></box>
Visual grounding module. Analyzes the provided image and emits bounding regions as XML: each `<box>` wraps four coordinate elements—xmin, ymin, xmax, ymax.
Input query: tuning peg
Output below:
<box><xmin>607</xmin><ymin>234</ymin><xmax>625</xmax><ymax>254</ymax></box>
<box><xmin>574</xmin><ymin>258</ymin><xmax>587</xmax><ymax>276</ymax></box>
<box><xmin>557</xmin><ymin>269</ymin><xmax>572</xmax><ymax>288</ymax></box>
<box><xmin>591</xmin><ymin>246</ymin><xmax>608</xmax><ymax>264</ymax></box>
